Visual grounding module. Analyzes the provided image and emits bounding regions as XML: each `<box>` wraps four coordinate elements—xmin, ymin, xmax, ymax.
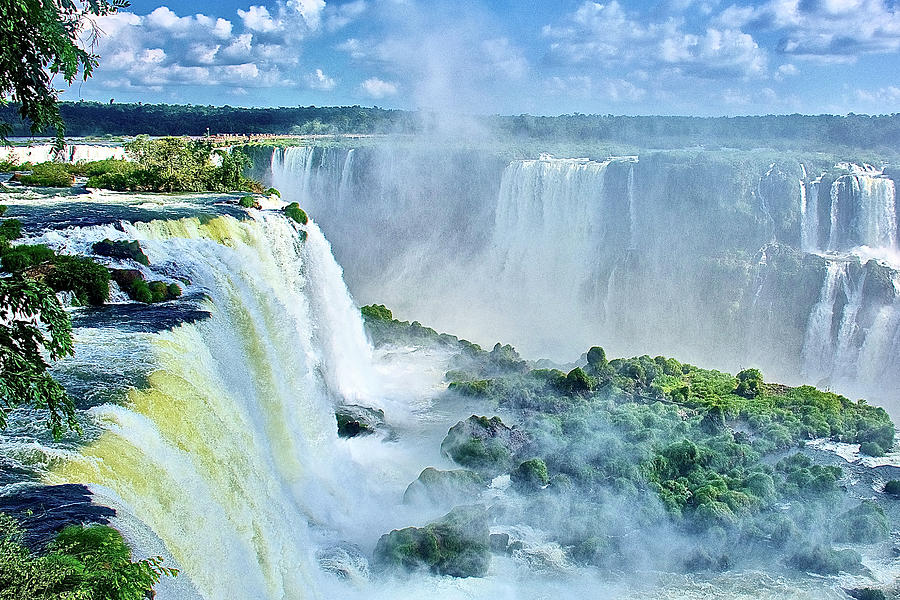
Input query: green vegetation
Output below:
<box><xmin>0</xmin><ymin>159</ymin><xmax>32</xmax><ymax>172</ymax></box>
<box><xmin>283</xmin><ymin>202</ymin><xmax>308</xmax><ymax>225</ymax></box>
<box><xmin>82</xmin><ymin>136</ymin><xmax>261</xmax><ymax>193</ymax></box>
<box><xmin>364</xmin><ymin>307</ymin><xmax>896</xmax><ymax>578</ymax></box>
<box><xmin>45</xmin><ymin>255</ymin><xmax>110</xmax><ymax>306</ymax></box>
<box><xmin>0</xmin><ymin>514</ymin><xmax>176</xmax><ymax>599</ymax></box>
<box><xmin>110</xmin><ymin>269</ymin><xmax>181</xmax><ymax>304</ymax></box>
<box><xmin>238</xmin><ymin>195</ymin><xmax>258</xmax><ymax>209</ymax></box>
<box><xmin>13</xmin><ymin>163</ymin><xmax>74</xmax><ymax>187</ymax></box>
<box><xmin>91</xmin><ymin>239</ymin><xmax>149</xmax><ymax>266</ymax></box>
<box><xmin>265</xmin><ymin>187</ymin><xmax>281</xmax><ymax>197</ymax></box>
<box><xmin>0</xmin><ymin>277</ymin><xmax>75</xmax><ymax>436</ymax></box>
<box><xmin>883</xmin><ymin>480</ymin><xmax>900</xmax><ymax>496</ymax></box>
<box><xmin>374</xmin><ymin>506</ymin><xmax>490</xmax><ymax>577</ymax></box>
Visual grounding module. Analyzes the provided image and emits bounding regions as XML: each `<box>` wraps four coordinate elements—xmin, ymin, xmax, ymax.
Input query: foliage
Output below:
<box><xmin>0</xmin><ymin>159</ymin><xmax>31</xmax><ymax>172</ymax></box>
<box><xmin>0</xmin><ymin>514</ymin><xmax>176</xmax><ymax>600</ymax></box>
<box><xmin>1</xmin><ymin>244</ymin><xmax>55</xmax><ymax>272</ymax></box>
<box><xmin>265</xmin><ymin>187</ymin><xmax>281</xmax><ymax>197</ymax></box>
<box><xmin>84</xmin><ymin>137</ymin><xmax>260</xmax><ymax>193</ymax></box>
<box><xmin>46</xmin><ymin>255</ymin><xmax>110</xmax><ymax>306</ymax></box>
<box><xmin>833</xmin><ymin>501</ymin><xmax>889</xmax><ymax>543</ymax></box>
<box><xmin>283</xmin><ymin>202</ymin><xmax>308</xmax><ymax>225</ymax></box>
<box><xmin>238</xmin><ymin>195</ymin><xmax>257</xmax><ymax>208</ymax></box>
<box><xmin>361</xmin><ymin>304</ymin><xmax>393</xmax><ymax>321</ymax></box>
<box><xmin>0</xmin><ymin>218</ymin><xmax>22</xmax><ymax>241</ymax></box>
<box><xmin>0</xmin><ymin>277</ymin><xmax>75</xmax><ymax>437</ymax></box>
<box><xmin>14</xmin><ymin>163</ymin><xmax>73</xmax><ymax>187</ymax></box>
<box><xmin>734</xmin><ymin>368</ymin><xmax>763</xmax><ymax>398</ymax></box>
<box><xmin>0</xmin><ymin>0</ymin><xmax>128</xmax><ymax>142</ymax></box>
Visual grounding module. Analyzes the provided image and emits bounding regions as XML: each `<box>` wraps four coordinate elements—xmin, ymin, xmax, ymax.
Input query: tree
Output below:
<box><xmin>0</xmin><ymin>0</ymin><xmax>128</xmax><ymax>142</ymax></box>
<box><xmin>0</xmin><ymin>277</ymin><xmax>76</xmax><ymax>438</ymax></box>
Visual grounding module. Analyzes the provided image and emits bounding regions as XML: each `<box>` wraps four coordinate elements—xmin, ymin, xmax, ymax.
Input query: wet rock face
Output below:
<box><xmin>373</xmin><ymin>505</ymin><xmax>490</xmax><ymax>578</ymax></box>
<box><xmin>403</xmin><ymin>467</ymin><xmax>486</xmax><ymax>506</ymax></box>
<box><xmin>0</xmin><ymin>484</ymin><xmax>115</xmax><ymax>551</ymax></box>
<box><xmin>335</xmin><ymin>405</ymin><xmax>386</xmax><ymax>438</ymax></box>
<box><xmin>441</xmin><ymin>415</ymin><xmax>528</xmax><ymax>476</ymax></box>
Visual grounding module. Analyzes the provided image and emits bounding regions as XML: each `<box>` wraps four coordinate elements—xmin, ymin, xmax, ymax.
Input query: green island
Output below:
<box><xmin>360</xmin><ymin>305</ymin><xmax>896</xmax><ymax>581</ymax></box>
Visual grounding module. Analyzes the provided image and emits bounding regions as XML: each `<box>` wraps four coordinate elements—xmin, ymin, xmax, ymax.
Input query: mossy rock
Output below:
<box><xmin>834</xmin><ymin>501</ymin><xmax>890</xmax><ymax>544</ymax></box>
<box><xmin>238</xmin><ymin>195</ymin><xmax>260</xmax><ymax>209</ymax></box>
<box><xmin>788</xmin><ymin>545</ymin><xmax>862</xmax><ymax>574</ymax></box>
<box><xmin>510</xmin><ymin>458</ymin><xmax>549</xmax><ymax>492</ymax></box>
<box><xmin>284</xmin><ymin>202</ymin><xmax>308</xmax><ymax>225</ymax></box>
<box><xmin>335</xmin><ymin>405</ymin><xmax>385</xmax><ymax>438</ymax></box>
<box><xmin>883</xmin><ymin>480</ymin><xmax>900</xmax><ymax>496</ymax></box>
<box><xmin>374</xmin><ymin>505</ymin><xmax>490</xmax><ymax>577</ymax></box>
<box><xmin>91</xmin><ymin>239</ymin><xmax>150</xmax><ymax>266</ymax></box>
<box><xmin>441</xmin><ymin>415</ymin><xmax>528</xmax><ymax>476</ymax></box>
<box><xmin>403</xmin><ymin>468</ymin><xmax>485</xmax><ymax>506</ymax></box>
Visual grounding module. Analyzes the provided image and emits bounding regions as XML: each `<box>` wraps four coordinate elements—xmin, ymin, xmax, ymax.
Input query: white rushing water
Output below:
<box><xmin>0</xmin><ymin>143</ymin><xmax>127</xmax><ymax>165</ymax></box>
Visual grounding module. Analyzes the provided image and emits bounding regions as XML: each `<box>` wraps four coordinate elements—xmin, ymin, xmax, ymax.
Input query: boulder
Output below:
<box><xmin>403</xmin><ymin>467</ymin><xmax>485</xmax><ymax>506</ymax></box>
<box><xmin>441</xmin><ymin>415</ymin><xmax>528</xmax><ymax>475</ymax></box>
<box><xmin>92</xmin><ymin>239</ymin><xmax>150</xmax><ymax>266</ymax></box>
<box><xmin>374</xmin><ymin>505</ymin><xmax>490</xmax><ymax>577</ymax></box>
<box><xmin>335</xmin><ymin>405</ymin><xmax>385</xmax><ymax>438</ymax></box>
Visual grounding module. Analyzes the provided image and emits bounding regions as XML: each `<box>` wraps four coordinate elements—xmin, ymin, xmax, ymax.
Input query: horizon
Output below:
<box><xmin>59</xmin><ymin>0</ymin><xmax>900</xmax><ymax>117</ymax></box>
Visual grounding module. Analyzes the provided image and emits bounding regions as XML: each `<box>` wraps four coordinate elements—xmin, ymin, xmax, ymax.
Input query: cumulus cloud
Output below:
<box><xmin>360</xmin><ymin>77</ymin><xmax>398</xmax><ymax>98</ymax></box>
<box><xmin>308</xmin><ymin>68</ymin><xmax>337</xmax><ymax>90</ymax></box>
<box><xmin>544</xmin><ymin>1</ymin><xmax>767</xmax><ymax>79</ymax></box>
<box><xmin>715</xmin><ymin>0</ymin><xmax>900</xmax><ymax>59</ymax></box>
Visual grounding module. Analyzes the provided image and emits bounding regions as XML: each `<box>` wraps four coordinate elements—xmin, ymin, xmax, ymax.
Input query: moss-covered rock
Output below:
<box><xmin>335</xmin><ymin>405</ymin><xmax>385</xmax><ymax>438</ymax></box>
<box><xmin>373</xmin><ymin>505</ymin><xmax>490</xmax><ymax>577</ymax></box>
<box><xmin>510</xmin><ymin>458</ymin><xmax>549</xmax><ymax>491</ymax></box>
<box><xmin>441</xmin><ymin>415</ymin><xmax>528</xmax><ymax>476</ymax></box>
<box><xmin>284</xmin><ymin>202</ymin><xmax>308</xmax><ymax>225</ymax></box>
<box><xmin>109</xmin><ymin>269</ymin><xmax>181</xmax><ymax>304</ymax></box>
<box><xmin>46</xmin><ymin>255</ymin><xmax>110</xmax><ymax>306</ymax></box>
<box><xmin>787</xmin><ymin>545</ymin><xmax>862</xmax><ymax>574</ymax></box>
<box><xmin>238</xmin><ymin>195</ymin><xmax>260</xmax><ymax>209</ymax></box>
<box><xmin>403</xmin><ymin>468</ymin><xmax>485</xmax><ymax>506</ymax></box>
<box><xmin>91</xmin><ymin>239</ymin><xmax>150</xmax><ymax>266</ymax></box>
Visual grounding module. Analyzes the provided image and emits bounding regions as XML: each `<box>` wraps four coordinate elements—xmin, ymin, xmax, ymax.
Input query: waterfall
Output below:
<box><xmin>0</xmin><ymin>144</ymin><xmax>126</xmax><ymax>164</ymax></box>
<box><xmin>45</xmin><ymin>213</ymin><xmax>381</xmax><ymax>600</ymax></box>
<box><xmin>826</xmin><ymin>165</ymin><xmax>897</xmax><ymax>253</ymax></box>
<box><xmin>802</xmin><ymin>262</ymin><xmax>846</xmax><ymax>382</ymax></box>
<box><xmin>799</xmin><ymin>165</ymin><xmax>821</xmax><ymax>253</ymax></box>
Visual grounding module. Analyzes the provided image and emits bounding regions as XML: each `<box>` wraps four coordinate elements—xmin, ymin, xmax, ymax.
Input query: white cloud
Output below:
<box><xmin>856</xmin><ymin>86</ymin><xmax>900</xmax><ymax>103</ymax></box>
<box><xmin>336</xmin><ymin>38</ymin><xmax>366</xmax><ymax>59</ymax></box>
<box><xmin>544</xmin><ymin>1</ymin><xmax>767</xmax><ymax>79</ymax></box>
<box><xmin>308</xmin><ymin>68</ymin><xmax>337</xmax><ymax>90</ymax></box>
<box><xmin>326</xmin><ymin>0</ymin><xmax>366</xmax><ymax>31</ymax></box>
<box><xmin>716</xmin><ymin>0</ymin><xmax>900</xmax><ymax>59</ymax></box>
<box><xmin>360</xmin><ymin>77</ymin><xmax>398</xmax><ymax>98</ymax></box>
<box><xmin>289</xmin><ymin>0</ymin><xmax>327</xmax><ymax>30</ymax></box>
<box><xmin>238</xmin><ymin>5</ymin><xmax>279</xmax><ymax>33</ymax></box>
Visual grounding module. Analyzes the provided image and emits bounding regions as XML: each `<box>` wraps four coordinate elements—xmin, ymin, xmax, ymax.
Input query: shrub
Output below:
<box><xmin>788</xmin><ymin>545</ymin><xmax>862</xmax><ymax>574</ymax></box>
<box><xmin>167</xmin><ymin>283</ymin><xmax>182</xmax><ymax>298</ymax></box>
<box><xmin>265</xmin><ymin>187</ymin><xmax>281</xmax><ymax>197</ymax></box>
<box><xmin>834</xmin><ymin>501</ymin><xmax>890</xmax><ymax>543</ymax></box>
<box><xmin>859</xmin><ymin>441</ymin><xmax>885</xmax><ymax>457</ymax></box>
<box><xmin>46</xmin><ymin>255</ymin><xmax>111</xmax><ymax>306</ymax></box>
<box><xmin>0</xmin><ymin>218</ymin><xmax>22</xmax><ymax>241</ymax></box>
<box><xmin>16</xmin><ymin>162</ymin><xmax>74</xmax><ymax>187</ymax></box>
<box><xmin>128</xmin><ymin>279</ymin><xmax>153</xmax><ymax>304</ymax></box>
<box><xmin>735</xmin><ymin>368</ymin><xmax>763</xmax><ymax>398</ymax></box>
<box><xmin>239</xmin><ymin>195</ymin><xmax>256</xmax><ymax>208</ymax></box>
<box><xmin>564</xmin><ymin>367</ymin><xmax>594</xmax><ymax>394</ymax></box>
<box><xmin>0</xmin><ymin>244</ymin><xmax>55</xmax><ymax>272</ymax></box>
<box><xmin>284</xmin><ymin>202</ymin><xmax>308</xmax><ymax>225</ymax></box>
<box><xmin>0</xmin><ymin>515</ymin><xmax>176</xmax><ymax>600</ymax></box>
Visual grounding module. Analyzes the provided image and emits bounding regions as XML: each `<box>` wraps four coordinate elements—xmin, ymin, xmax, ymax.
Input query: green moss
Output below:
<box><xmin>511</xmin><ymin>458</ymin><xmax>550</xmax><ymax>491</ymax></box>
<box><xmin>265</xmin><ymin>187</ymin><xmax>281</xmax><ymax>197</ymax></box>
<box><xmin>834</xmin><ymin>501</ymin><xmax>890</xmax><ymax>543</ymax></box>
<box><xmin>788</xmin><ymin>545</ymin><xmax>862</xmax><ymax>574</ymax></box>
<box><xmin>238</xmin><ymin>195</ymin><xmax>257</xmax><ymax>208</ymax></box>
<box><xmin>128</xmin><ymin>279</ymin><xmax>153</xmax><ymax>304</ymax></box>
<box><xmin>167</xmin><ymin>283</ymin><xmax>182</xmax><ymax>298</ymax></box>
<box><xmin>374</xmin><ymin>506</ymin><xmax>490</xmax><ymax>577</ymax></box>
<box><xmin>91</xmin><ymin>239</ymin><xmax>150</xmax><ymax>266</ymax></box>
<box><xmin>734</xmin><ymin>368</ymin><xmax>763</xmax><ymax>398</ymax></box>
<box><xmin>148</xmin><ymin>281</ymin><xmax>169</xmax><ymax>303</ymax></box>
<box><xmin>283</xmin><ymin>202</ymin><xmax>308</xmax><ymax>225</ymax></box>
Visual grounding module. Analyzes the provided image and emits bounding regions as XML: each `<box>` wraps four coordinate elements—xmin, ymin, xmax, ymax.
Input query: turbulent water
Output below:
<box><xmin>269</xmin><ymin>145</ymin><xmax>900</xmax><ymax>415</ymax></box>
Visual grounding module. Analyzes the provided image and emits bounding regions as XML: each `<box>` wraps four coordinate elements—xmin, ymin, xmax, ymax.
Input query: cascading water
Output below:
<box><xmin>35</xmin><ymin>213</ymin><xmax>384</xmax><ymax>599</ymax></box>
<box><xmin>0</xmin><ymin>143</ymin><xmax>126</xmax><ymax>164</ymax></box>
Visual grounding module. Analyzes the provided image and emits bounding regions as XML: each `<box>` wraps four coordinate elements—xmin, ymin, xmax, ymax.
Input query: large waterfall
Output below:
<box><xmin>22</xmin><ymin>213</ymin><xmax>388</xmax><ymax>599</ymax></box>
<box><xmin>0</xmin><ymin>143</ymin><xmax>127</xmax><ymax>164</ymax></box>
<box><xmin>269</xmin><ymin>145</ymin><xmax>900</xmax><ymax>414</ymax></box>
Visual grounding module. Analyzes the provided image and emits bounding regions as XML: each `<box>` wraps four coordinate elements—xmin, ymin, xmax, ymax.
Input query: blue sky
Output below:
<box><xmin>61</xmin><ymin>0</ymin><xmax>900</xmax><ymax>115</ymax></box>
